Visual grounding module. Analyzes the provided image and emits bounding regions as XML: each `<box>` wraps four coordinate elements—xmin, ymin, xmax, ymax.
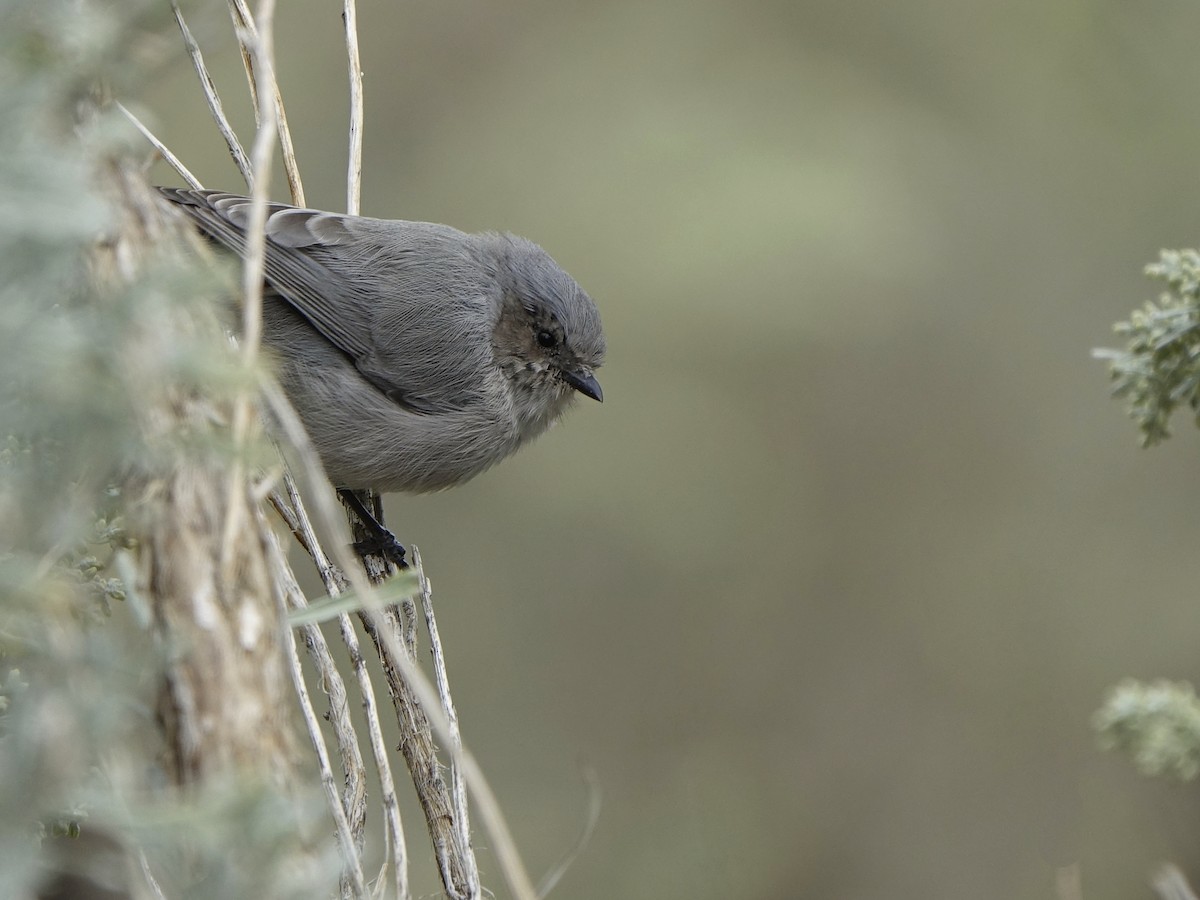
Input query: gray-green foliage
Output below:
<box><xmin>1096</xmin><ymin>249</ymin><xmax>1200</xmax><ymax>447</ymax></box>
<box><xmin>1095</xmin><ymin>255</ymin><xmax>1200</xmax><ymax>785</ymax></box>
<box><xmin>0</xmin><ymin>2</ymin><xmax>120</xmax><ymax>556</ymax></box>
<box><xmin>1094</xmin><ymin>680</ymin><xmax>1200</xmax><ymax>781</ymax></box>
<box><xmin>0</xmin><ymin>2</ymin><xmax>328</xmax><ymax>897</ymax></box>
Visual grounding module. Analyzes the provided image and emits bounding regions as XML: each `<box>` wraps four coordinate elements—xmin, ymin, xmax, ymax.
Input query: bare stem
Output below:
<box><xmin>365</xmin><ymin>607</ymin><xmax>536</xmax><ymax>900</ymax></box>
<box><xmin>219</xmin><ymin>0</ymin><xmax>278</xmax><ymax>583</ymax></box>
<box><xmin>116</xmin><ymin>103</ymin><xmax>202</xmax><ymax>189</ymax></box>
<box><xmin>226</xmin><ymin>0</ymin><xmax>305</xmax><ymax>205</ymax></box>
<box><xmin>416</xmin><ymin>547</ymin><xmax>478</xmax><ymax>891</ymax></box>
<box><xmin>271</xmin><ymin>529</ymin><xmax>370</xmax><ymax>900</ymax></box>
<box><xmin>341</xmin><ymin>0</ymin><xmax>365</xmax><ymax>214</ymax></box>
<box><xmin>171</xmin><ymin>1</ymin><xmax>253</xmax><ymax>187</ymax></box>
<box><xmin>274</xmin><ymin>474</ymin><xmax>412</xmax><ymax>900</ymax></box>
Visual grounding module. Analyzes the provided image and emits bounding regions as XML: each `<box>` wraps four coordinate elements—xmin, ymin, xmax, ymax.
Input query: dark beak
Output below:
<box><xmin>560</xmin><ymin>368</ymin><xmax>604</xmax><ymax>402</ymax></box>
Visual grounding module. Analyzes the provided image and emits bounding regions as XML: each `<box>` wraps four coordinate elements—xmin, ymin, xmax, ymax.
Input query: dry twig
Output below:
<box><xmin>116</xmin><ymin>102</ymin><xmax>202</xmax><ymax>188</ymax></box>
<box><xmin>274</xmin><ymin>471</ymin><xmax>412</xmax><ymax>900</ymax></box>
<box><xmin>1154</xmin><ymin>865</ymin><xmax>1200</xmax><ymax>900</ymax></box>
<box><xmin>170</xmin><ymin>2</ymin><xmax>253</xmax><ymax>186</ymax></box>
<box><xmin>365</xmin><ymin>612</ymin><xmax>535</xmax><ymax>900</ymax></box>
<box><xmin>415</xmin><ymin>547</ymin><xmax>478</xmax><ymax>890</ymax></box>
<box><xmin>342</xmin><ymin>0</ymin><xmax>364</xmax><ymax>214</ymax></box>
<box><xmin>219</xmin><ymin>0</ymin><xmax>277</xmax><ymax>585</ymax></box>
<box><xmin>270</xmin><ymin>527</ymin><xmax>370</xmax><ymax>900</ymax></box>
<box><xmin>226</xmin><ymin>0</ymin><xmax>305</xmax><ymax>205</ymax></box>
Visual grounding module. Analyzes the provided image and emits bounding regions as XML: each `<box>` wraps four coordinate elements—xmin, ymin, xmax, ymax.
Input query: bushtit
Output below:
<box><xmin>158</xmin><ymin>188</ymin><xmax>605</xmax><ymax>495</ymax></box>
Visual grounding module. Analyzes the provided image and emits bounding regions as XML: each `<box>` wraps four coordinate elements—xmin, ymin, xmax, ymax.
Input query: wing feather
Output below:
<box><xmin>158</xmin><ymin>188</ymin><xmax>493</xmax><ymax>413</ymax></box>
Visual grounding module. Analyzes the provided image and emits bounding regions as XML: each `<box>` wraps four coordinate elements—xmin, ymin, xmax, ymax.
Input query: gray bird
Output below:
<box><xmin>158</xmin><ymin>188</ymin><xmax>605</xmax><ymax>495</ymax></box>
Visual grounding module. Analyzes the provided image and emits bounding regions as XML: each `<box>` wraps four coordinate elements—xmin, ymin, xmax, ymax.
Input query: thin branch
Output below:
<box><xmin>266</xmin><ymin>492</ymin><xmax>369</xmax><ymax>876</ymax></box>
<box><xmin>226</xmin><ymin>0</ymin><xmax>306</xmax><ymax>205</ymax></box>
<box><xmin>239</xmin><ymin>0</ymin><xmax>279</xmax><ymax>361</ymax></box>
<box><xmin>275</xmin><ymin>474</ymin><xmax>411</xmax><ymax>900</ymax></box>
<box><xmin>263</xmin><ymin>376</ymin><xmax>414</xmax><ymax>896</ymax></box>
<box><xmin>220</xmin><ymin>0</ymin><xmax>278</xmax><ymax>582</ymax></box>
<box><xmin>226</xmin><ymin>0</ymin><xmax>260</xmax><ymax>121</ymax></box>
<box><xmin>1154</xmin><ymin>865</ymin><xmax>1200</xmax><ymax>900</ymax></box>
<box><xmin>271</xmin><ymin>530</ymin><xmax>370</xmax><ymax>900</ymax></box>
<box><xmin>341</xmin><ymin>0</ymin><xmax>364</xmax><ymax>214</ymax></box>
<box><xmin>137</xmin><ymin>847</ymin><xmax>169</xmax><ymax>900</ymax></box>
<box><xmin>260</xmin><ymin>377</ymin><xmax>368</xmax><ymax>587</ymax></box>
<box><xmin>274</xmin><ymin>474</ymin><xmax>348</xmax><ymax>596</ymax></box>
<box><xmin>536</xmin><ymin>768</ymin><xmax>602</xmax><ymax>897</ymax></box>
<box><xmin>366</xmin><ymin>608</ymin><xmax>536</xmax><ymax>900</ymax></box>
<box><xmin>416</xmin><ymin>546</ymin><xmax>478</xmax><ymax>892</ymax></box>
<box><xmin>304</xmin><ymin>616</ymin><xmax>370</xmax><ymax>863</ymax></box>
<box><xmin>171</xmin><ymin>1</ymin><xmax>253</xmax><ymax>188</ymax></box>
<box><xmin>116</xmin><ymin>103</ymin><xmax>202</xmax><ymax>189</ymax></box>
<box><xmin>337</xmin><ymin>602</ymin><xmax>410</xmax><ymax>900</ymax></box>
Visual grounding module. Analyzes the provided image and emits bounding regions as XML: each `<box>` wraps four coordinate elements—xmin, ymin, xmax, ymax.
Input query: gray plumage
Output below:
<box><xmin>158</xmin><ymin>188</ymin><xmax>605</xmax><ymax>492</ymax></box>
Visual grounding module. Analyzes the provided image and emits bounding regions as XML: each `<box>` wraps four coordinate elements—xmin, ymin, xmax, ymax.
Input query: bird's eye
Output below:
<box><xmin>536</xmin><ymin>330</ymin><xmax>557</xmax><ymax>348</ymax></box>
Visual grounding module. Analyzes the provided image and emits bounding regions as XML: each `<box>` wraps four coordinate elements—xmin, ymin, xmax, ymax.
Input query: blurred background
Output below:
<box><xmin>138</xmin><ymin>1</ymin><xmax>1200</xmax><ymax>897</ymax></box>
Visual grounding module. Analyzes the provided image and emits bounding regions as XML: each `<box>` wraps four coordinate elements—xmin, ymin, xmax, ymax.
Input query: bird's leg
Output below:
<box><xmin>338</xmin><ymin>489</ymin><xmax>408</xmax><ymax>569</ymax></box>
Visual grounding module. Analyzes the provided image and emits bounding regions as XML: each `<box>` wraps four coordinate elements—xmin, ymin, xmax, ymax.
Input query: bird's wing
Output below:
<box><xmin>159</xmin><ymin>188</ymin><xmax>491</xmax><ymax>413</ymax></box>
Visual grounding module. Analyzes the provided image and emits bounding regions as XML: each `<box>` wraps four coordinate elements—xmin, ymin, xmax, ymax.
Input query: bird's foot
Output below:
<box><xmin>338</xmin><ymin>489</ymin><xmax>408</xmax><ymax>569</ymax></box>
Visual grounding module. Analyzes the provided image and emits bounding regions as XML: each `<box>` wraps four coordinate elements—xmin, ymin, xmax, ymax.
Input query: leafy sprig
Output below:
<box><xmin>1096</xmin><ymin>249</ymin><xmax>1200</xmax><ymax>445</ymax></box>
